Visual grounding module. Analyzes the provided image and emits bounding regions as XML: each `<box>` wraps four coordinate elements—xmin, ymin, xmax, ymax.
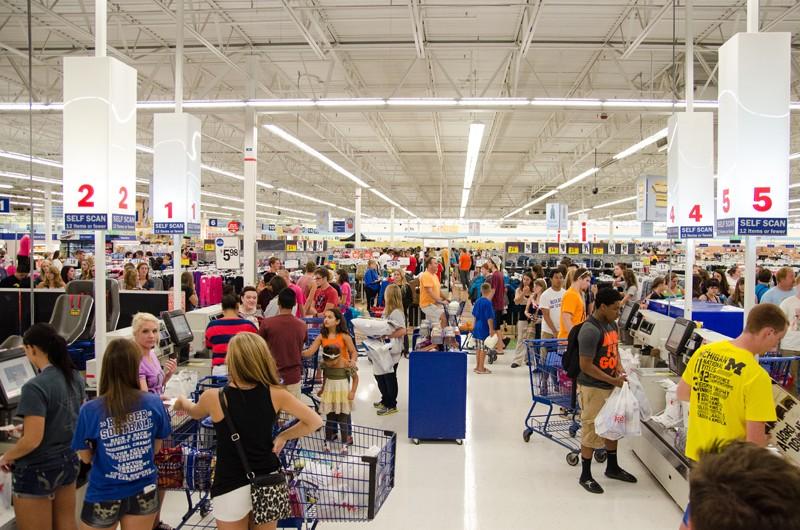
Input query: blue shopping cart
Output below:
<box><xmin>522</xmin><ymin>339</ymin><xmax>606</xmax><ymax>466</ymax></box>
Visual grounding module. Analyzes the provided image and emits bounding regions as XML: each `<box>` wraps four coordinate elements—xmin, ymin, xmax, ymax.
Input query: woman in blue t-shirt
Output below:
<box><xmin>0</xmin><ymin>324</ymin><xmax>84</xmax><ymax>530</ymax></box>
<box><xmin>72</xmin><ymin>338</ymin><xmax>171</xmax><ymax>529</ymax></box>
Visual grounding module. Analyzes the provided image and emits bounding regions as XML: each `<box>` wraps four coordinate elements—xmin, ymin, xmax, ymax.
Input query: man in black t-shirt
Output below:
<box><xmin>0</xmin><ymin>259</ymin><xmax>31</xmax><ymax>288</ymax></box>
<box><xmin>576</xmin><ymin>287</ymin><xmax>637</xmax><ymax>494</ymax></box>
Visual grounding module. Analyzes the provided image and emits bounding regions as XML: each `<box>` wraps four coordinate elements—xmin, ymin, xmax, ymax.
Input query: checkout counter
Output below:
<box><xmin>647</xmin><ymin>298</ymin><xmax>743</xmax><ymax>339</ymax></box>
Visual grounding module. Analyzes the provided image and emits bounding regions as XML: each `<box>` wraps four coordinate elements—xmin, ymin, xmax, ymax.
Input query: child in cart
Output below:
<box><xmin>472</xmin><ymin>282</ymin><xmax>497</xmax><ymax>374</ymax></box>
<box><xmin>318</xmin><ymin>344</ymin><xmax>359</xmax><ymax>449</ymax></box>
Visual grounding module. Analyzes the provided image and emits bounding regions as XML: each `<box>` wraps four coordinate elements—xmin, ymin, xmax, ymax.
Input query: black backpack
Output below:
<box><xmin>562</xmin><ymin>318</ymin><xmax>602</xmax><ymax>379</ymax></box>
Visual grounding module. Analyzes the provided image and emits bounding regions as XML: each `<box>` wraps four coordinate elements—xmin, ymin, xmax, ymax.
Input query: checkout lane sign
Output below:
<box><xmin>0</xmin><ymin>198</ymin><xmax>8</xmax><ymax>214</ymax></box>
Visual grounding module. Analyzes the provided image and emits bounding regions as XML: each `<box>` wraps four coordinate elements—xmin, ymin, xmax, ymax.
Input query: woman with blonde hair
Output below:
<box><xmin>174</xmin><ymin>333</ymin><xmax>322</xmax><ymax>530</ymax></box>
<box><xmin>80</xmin><ymin>256</ymin><xmax>95</xmax><ymax>281</ymax></box>
<box><xmin>37</xmin><ymin>265</ymin><xmax>65</xmax><ymax>289</ymax></box>
<box><xmin>131</xmin><ymin>313</ymin><xmax>176</xmax><ymax>396</ymax></box>
<box><xmin>372</xmin><ymin>284</ymin><xmax>407</xmax><ymax>416</ymax></box>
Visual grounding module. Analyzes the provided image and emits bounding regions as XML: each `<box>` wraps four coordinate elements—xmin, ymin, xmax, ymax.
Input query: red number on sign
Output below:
<box><xmin>669</xmin><ymin>206</ymin><xmax>675</xmax><ymax>223</ymax></box>
<box><xmin>165</xmin><ymin>202</ymin><xmax>173</xmax><ymax>219</ymax></box>
<box><xmin>753</xmin><ymin>187</ymin><xmax>772</xmax><ymax>212</ymax></box>
<box><xmin>118</xmin><ymin>186</ymin><xmax>128</xmax><ymax>209</ymax></box>
<box><xmin>722</xmin><ymin>189</ymin><xmax>730</xmax><ymax>213</ymax></box>
<box><xmin>689</xmin><ymin>204</ymin><xmax>703</xmax><ymax>222</ymax></box>
<box><xmin>77</xmin><ymin>184</ymin><xmax>94</xmax><ymax>207</ymax></box>
<box><xmin>191</xmin><ymin>203</ymin><xmax>196</xmax><ymax>219</ymax></box>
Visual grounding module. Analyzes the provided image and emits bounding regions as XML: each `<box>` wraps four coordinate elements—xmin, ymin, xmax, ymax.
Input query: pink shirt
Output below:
<box><xmin>340</xmin><ymin>282</ymin><xmax>352</xmax><ymax>309</ymax></box>
<box><xmin>289</xmin><ymin>283</ymin><xmax>306</xmax><ymax>318</ymax></box>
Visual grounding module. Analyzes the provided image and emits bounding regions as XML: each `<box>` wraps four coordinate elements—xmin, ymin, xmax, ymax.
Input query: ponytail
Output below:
<box><xmin>22</xmin><ymin>323</ymin><xmax>74</xmax><ymax>385</ymax></box>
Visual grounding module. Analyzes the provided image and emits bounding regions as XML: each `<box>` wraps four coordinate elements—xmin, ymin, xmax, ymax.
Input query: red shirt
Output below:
<box><xmin>436</xmin><ymin>263</ymin><xmax>443</xmax><ymax>281</ymax></box>
<box><xmin>259</xmin><ymin>314</ymin><xmax>307</xmax><ymax>385</ymax></box>
<box><xmin>407</xmin><ymin>256</ymin><xmax>418</xmax><ymax>274</ymax></box>
<box><xmin>490</xmin><ymin>270</ymin><xmax>505</xmax><ymax>310</ymax></box>
<box><xmin>314</xmin><ymin>285</ymin><xmax>339</xmax><ymax>315</ymax></box>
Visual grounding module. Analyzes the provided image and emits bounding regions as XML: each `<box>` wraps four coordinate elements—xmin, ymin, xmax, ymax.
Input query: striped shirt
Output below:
<box><xmin>205</xmin><ymin>318</ymin><xmax>258</xmax><ymax>366</ymax></box>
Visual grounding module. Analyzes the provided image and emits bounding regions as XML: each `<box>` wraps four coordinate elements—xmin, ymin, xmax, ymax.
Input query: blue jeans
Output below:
<box><xmin>12</xmin><ymin>451</ymin><xmax>80</xmax><ymax>499</ymax></box>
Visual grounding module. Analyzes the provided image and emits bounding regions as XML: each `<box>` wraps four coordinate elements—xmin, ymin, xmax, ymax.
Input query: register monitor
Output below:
<box><xmin>0</xmin><ymin>348</ymin><xmax>36</xmax><ymax>407</ymax></box>
<box><xmin>618</xmin><ymin>301</ymin><xmax>640</xmax><ymax>330</ymax></box>
<box><xmin>160</xmin><ymin>310</ymin><xmax>194</xmax><ymax>346</ymax></box>
<box><xmin>665</xmin><ymin>318</ymin><xmax>697</xmax><ymax>356</ymax></box>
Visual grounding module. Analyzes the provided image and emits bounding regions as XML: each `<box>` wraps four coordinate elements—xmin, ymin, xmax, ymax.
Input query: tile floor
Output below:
<box><xmin>161</xmin><ymin>347</ymin><xmax>683</xmax><ymax>530</ymax></box>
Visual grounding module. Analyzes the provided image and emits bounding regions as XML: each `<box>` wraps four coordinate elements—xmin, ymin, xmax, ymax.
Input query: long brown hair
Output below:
<box><xmin>384</xmin><ymin>284</ymin><xmax>403</xmax><ymax>317</ymax></box>
<box><xmin>226</xmin><ymin>333</ymin><xmax>282</xmax><ymax>388</ymax></box>
<box><xmin>99</xmin><ymin>339</ymin><xmax>144</xmax><ymax>429</ymax></box>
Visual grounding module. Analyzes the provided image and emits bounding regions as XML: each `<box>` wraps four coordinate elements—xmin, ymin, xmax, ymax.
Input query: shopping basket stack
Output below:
<box><xmin>175</xmin><ymin>379</ymin><xmax>397</xmax><ymax>530</ymax></box>
<box><xmin>759</xmin><ymin>355</ymin><xmax>800</xmax><ymax>390</ymax></box>
<box><xmin>521</xmin><ymin>339</ymin><xmax>606</xmax><ymax>466</ymax></box>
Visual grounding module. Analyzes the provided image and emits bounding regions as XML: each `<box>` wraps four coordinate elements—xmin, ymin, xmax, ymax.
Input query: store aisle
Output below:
<box><xmin>162</xmin><ymin>355</ymin><xmax>682</xmax><ymax>530</ymax></box>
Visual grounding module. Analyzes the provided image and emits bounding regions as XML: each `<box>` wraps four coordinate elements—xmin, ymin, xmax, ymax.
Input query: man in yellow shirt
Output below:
<box><xmin>677</xmin><ymin>303</ymin><xmax>785</xmax><ymax>462</ymax></box>
<box><xmin>419</xmin><ymin>256</ymin><xmax>448</xmax><ymax>327</ymax></box>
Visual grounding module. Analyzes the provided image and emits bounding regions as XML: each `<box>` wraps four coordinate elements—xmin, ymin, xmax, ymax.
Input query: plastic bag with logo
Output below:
<box><xmin>627</xmin><ymin>371</ymin><xmax>653</xmax><ymax>421</ymax></box>
<box><xmin>594</xmin><ymin>382</ymin><xmax>641</xmax><ymax>441</ymax></box>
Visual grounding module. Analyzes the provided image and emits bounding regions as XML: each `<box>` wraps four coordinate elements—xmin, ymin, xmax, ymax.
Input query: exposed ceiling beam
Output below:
<box><xmin>620</xmin><ymin>1</ymin><xmax>673</xmax><ymax>60</ymax></box>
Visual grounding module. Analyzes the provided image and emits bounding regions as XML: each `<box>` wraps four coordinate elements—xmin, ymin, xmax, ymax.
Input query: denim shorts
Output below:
<box><xmin>12</xmin><ymin>451</ymin><xmax>80</xmax><ymax>499</ymax></box>
<box><xmin>80</xmin><ymin>485</ymin><xmax>160</xmax><ymax>528</ymax></box>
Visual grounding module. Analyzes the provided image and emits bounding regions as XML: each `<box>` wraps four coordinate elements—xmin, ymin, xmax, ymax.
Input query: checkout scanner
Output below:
<box><xmin>160</xmin><ymin>310</ymin><xmax>194</xmax><ymax>363</ymax></box>
<box><xmin>618</xmin><ymin>301</ymin><xmax>640</xmax><ymax>345</ymax></box>
<box><xmin>663</xmin><ymin>318</ymin><xmax>697</xmax><ymax>376</ymax></box>
<box><xmin>631</xmin><ymin>309</ymin><xmax>677</xmax><ymax>359</ymax></box>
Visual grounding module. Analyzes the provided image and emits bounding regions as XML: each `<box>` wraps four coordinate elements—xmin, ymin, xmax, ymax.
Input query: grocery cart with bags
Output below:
<box><xmin>521</xmin><ymin>338</ymin><xmax>606</xmax><ymax>466</ymax></box>
<box><xmin>760</xmin><ymin>355</ymin><xmax>800</xmax><ymax>390</ymax></box>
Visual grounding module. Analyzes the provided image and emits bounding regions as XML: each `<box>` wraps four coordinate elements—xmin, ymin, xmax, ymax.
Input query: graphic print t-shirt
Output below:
<box><xmin>576</xmin><ymin>317</ymin><xmax>619</xmax><ymax>390</ymax></box>
<box><xmin>681</xmin><ymin>341</ymin><xmax>776</xmax><ymax>461</ymax></box>
<box><xmin>72</xmin><ymin>393</ymin><xmax>172</xmax><ymax>502</ymax></box>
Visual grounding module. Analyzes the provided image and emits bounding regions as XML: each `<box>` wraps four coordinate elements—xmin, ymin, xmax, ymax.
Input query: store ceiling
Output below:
<box><xmin>0</xmin><ymin>0</ymin><xmax>798</xmax><ymax>223</ymax></box>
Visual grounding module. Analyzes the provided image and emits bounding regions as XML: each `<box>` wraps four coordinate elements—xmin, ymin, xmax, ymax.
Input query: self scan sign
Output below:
<box><xmin>63</xmin><ymin>56</ymin><xmax>137</xmax><ymax>231</ymax></box>
<box><xmin>716</xmin><ymin>32</ymin><xmax>791</xmax><ymax>236</ymax></box>
<box><xmin>215</xmin><ymin>237</ymin><xmax>240</xmax><ymax>270</ymax></box>
<box><xmin>152</xmin><ymin>113</ymin><xmax>202</xmax><ymax>236</ymax></box>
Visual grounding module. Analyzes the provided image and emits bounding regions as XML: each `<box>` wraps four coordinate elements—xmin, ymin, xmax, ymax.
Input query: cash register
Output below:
<box><xmin>664</xmin><ymin>318</ymin><xmax>697</xmax><ymax>376</ymax></box>
<box><xmin>618</xmin><ymin>301</ymin><xmax>640</xmax><ymax>345</ymax></box>
<box><xmin>0</xmin><ymin>347</ymin><xmax>37</xmax><ymax>427</ymax></box>
<box><xmin>160</xmin><ymin>309</ymin><xmax>195</xmax><ymax>363</ymax></box>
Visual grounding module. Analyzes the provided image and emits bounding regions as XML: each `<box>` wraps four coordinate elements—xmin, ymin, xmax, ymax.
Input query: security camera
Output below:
<box><xmin>599</xmin><ymin>112</ymin><xmax>608</xmax><ymax>120</ymax></box>
<box><xmin>277</xmin><ymin>210</ymin><xmax>282</xmax><ymax>216</ymax></box>
<box><xmin>592</xmin><ymin>187</ymin><xmax>599</xmax><ymax>195</ymax></box>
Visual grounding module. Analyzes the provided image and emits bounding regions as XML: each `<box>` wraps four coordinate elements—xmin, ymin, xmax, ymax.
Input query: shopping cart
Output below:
<box><xmin>521</xmin><ymin>339</ymin><xmax>606</xmax><ymax>467</ymax></box>
<box><xmin>176</xmin><ymin>416</ymin><xmax>397</xmax><ymax>529</ymax></box>
<box><xmin>760</xmin><ymin>355</ymin><xmax>800</xmax><ymax>389</ymax></box>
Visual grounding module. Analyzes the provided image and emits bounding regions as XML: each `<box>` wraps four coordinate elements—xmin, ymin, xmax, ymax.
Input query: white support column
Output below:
<box><xmin>684</xmin><ymin>240</ymin><xmax>694</xmax><ymax>319</ymax></box>
<box><xmin>744</xmin><ymin>0</ymin><xmax>759</xmax><ymax>318</ymax></box>
<box><xmin>44</xmin><ymin>186</ymin><xmax>53</xmax><ymax>252</ymax></box>
<box><xmin>173</xmin><ymin>0</ymin><xmax>184</xmax><ymax>310</ymax></box>
<box><xmin>93</xmin><ymin>0</ymin><xmax>107</xmax><ymax>367</ymax></box>
<box><xmin>355</xmin><ymin>187</ymin><xmax>362</xmax><ymax>248</ymax></box>
<box><xmin>390</xmin><ymin>207</ymin><xmax>395</xmax><ymax>242</ymax></box>
<box><xmin>243</xmin><ymin>56</ymin><xmax>258</xmax><ymax>285</ymax></box>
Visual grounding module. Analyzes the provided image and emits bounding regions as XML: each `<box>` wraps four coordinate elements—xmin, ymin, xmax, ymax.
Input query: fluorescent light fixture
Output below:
<box><xmin>609</xmin><ymin>211</ymin><xmax>637</xmax><ymax>218</ymax></box>
<box><xmin>790</xmin><ymin>207</ymin><xmax>800</xmax><ymax>212</ymax></box>
<box><xmin>790</xmin><ymin>198</ymin><xmax>800</xmax><ymax>204</ymax></box>
<box><xmin>612</xmin><ymin>128</ymin><xmax>668</xmax><ymax>160</ymax></box>
<box><xmin>264</xmin><ymin>124</ymin><xmax>370</xmax><ymax>188</ymax></box>
<box><xmin>458</xmin><ymin>98</ymin><xmax>529</xmax><ymax>107</ymax></box>
<box><xmin>201</xmin><ymin>202</ymin><xmax>220</xmax><ymax>208</ymax></box>
<box><xmin>279</xmin><ymin>188</ymin><xmax>337</xmax><ymax>208</ymax></box>
<box><xmin>338</xmin><ymin>206</ymin><xmax>356</xmax><ymax>213</ymax></box>
<box><xmin>0</xmin><ymin>171</ymin><xmax>60</xmax><ymax>185</ymax></box>
<box><xmin>463</xmin><ymin>123</ymin><xmax>485</xmax><ymax>190</ymax></box>
<box><xmin>249</xmin><ymin>99</ymin><xmax>317</xmax><ymax>109</ymax></box>
<box><xmin>385</xmin><ymin>98</ymin><xmax>456</xmax><ymax>106</ymax></box>
<box><xmin>556</xmin><ymin>167</ymin><xmax>599</xmax><ymax>190</ymax></box>
<box><xmin>0</xmin><ymin>150</ymin><xmax>62</xmax><ymax>168</ymax></box>
<box><xmin>368</xmin><ymin>188</ymin><xmax>417</xmax><ymax>218</ymax></box>
<box><xmin>791</xmin><ymin>152</ymin><xmax>800</xmax><ymax>161</ymax></box>
<box><xmin>791</xmin><ymin>183</ymin><xmax>800</xmax><ymax>189</ymax></box>
<box><xmin>593</xmin><ymin>196</ymin><xmax>637</xmax><ymax>209</ymax></box>
<box><xmin>460</xmin><ymin>188</ymin><xmax>470</xmax><ymax>210</ymax></box>
<box><xmin>136</xmin><ymin>178</ymin><xmax>149</xmax><ymax>185</ymax></box>
<box><xmin>200</xmin><ymin>163</ymin><xmax>243</xmax><ymax>182</ymax></box>
<box><xmin>315</xmin><ymin>99</ymin><xmax>385</xmax><ymax>107</ymax></box>
<box><xmin>530</xmin><ymin>98</ymin><xmax>602</xmax><ymax>108</ymax></box>
<box><xmin>0</xmin><ymin>184</ymin><xmax>13</xmax><ymax>189</ymax></box>
<box><xmin>220</xmin><ymin>205</ymin><xmax>244</xmax><ymax>212</ymax></box>
<box><xmin>568</xmin><ymin>208</ymin><xmax>591</xmax><ymax>217</ymax></box>
<box><xmin>504</xmin><ymin>189</ymin><xmax>558</xmax><ymax>218</ymax></box>
<box><xmin>136</xmin><ymin>144</ymin><xmax>155</xmax><ymax>154</ymax></box>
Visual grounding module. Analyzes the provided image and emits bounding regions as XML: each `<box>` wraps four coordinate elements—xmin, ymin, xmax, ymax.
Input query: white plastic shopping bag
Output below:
<box><xmin>651</xmin><ymin>379</ymin><xmax>682</xmax><ymax>428</ymax></box>
<box><xmin>163</xmin><ymin>369</ymin><xmax>199</xmax><ymax>399</ymax></box>
<box><xmin>594</xmin><ymin>383</ymin><xmax>641</xmax><ymax>441</ymax></box>
<box><xmin>363</xmin><ymin>338</ymin><xmax>395</xmax><ymax>375</ymax></box>
<box><xmin>352</xmin><ymin>318</ymin><xmax>396</xmax><ymax>337</ymax></box>
<box><xmin>627</xmin><ymin>371</ymin><xmax>653</xmax><ymax>421</ymax></box>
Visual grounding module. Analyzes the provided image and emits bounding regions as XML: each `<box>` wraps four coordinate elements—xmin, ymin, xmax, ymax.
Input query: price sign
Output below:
<box><xmin>215</xmin><ymin>237</ymin><xmax>240</xmax><ymax>269</ymax></box>
<box><xmin>507</xmin><ymin>245</ymin><xmax>519</xmax><ymax>254</ymax></box>
<box><xmin>63</xmin><ymin>57</ymin><xmax>137</xmax><ymax>231</ymax></box>
<box><xmin>666</xmin><ymin>112</ymin><xmax>715</xmax><ymax>239</ymax></box>
<box><xmin>153</xmin><ymin>113</ymin><xmax>202</xmax><ymax>235</ymax></box>
<box><xmin>546</xmin><ymin>243</ymin><xmax>559</xmax><ymax>255</ymax></box>
<box><xmin>591</xmin><ymin>243</ymin><xmax>607</xmax><ymax>255</ymax></box>
<box><xmin>567</xmin><ymin>243</ymin><xmax>581</xmax><ymax>255</ymax></box>
<box><xmin>286</xmin><ymin>243</ymin><xmax>297</xmax><ymax>252</ymax></box>
<box><xmin>716</xmin><ymin>32</ymin><xmax>790</xmax><ymax>236</ymax></box>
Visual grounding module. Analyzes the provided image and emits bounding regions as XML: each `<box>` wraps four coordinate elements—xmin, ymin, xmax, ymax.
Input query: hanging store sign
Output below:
<box><xmin>333</xmin><ymin>220</ymin><xmax>346</xmax><ymax>233</ymax></box>
<box><xmin>215</xmin><ymin>237</ymin><xmax>241</xmax><ymax>269</ymax></box>
<box><xmin>63</xmin><ymin>57</ymin><xmax>137</xmax><ymax>231</ymax></box>
<box><xmin>152</xmin><ymin>113</ymin><xmax>202</xmax><ymax>236</ymax></box>
<box><xmin>546</xmin><ymin>203</ymin><xmax>568</xmax><ymax>230</ymax></box>
<box><xmin>666</xmin><ymin>112</ymin><xmax>715</xmax><ymax>239</ymax></box>
<box><xmin>636</xmin><ymin>175</ymin><xmax>667</xmax><ymax>223</ymax></box>
<box><xmin>0</xmin><ymin>198</ymin><xmax>8</xmax><ymax>214</ymax></box>
<box><xmin>716</xmin><ymin>32</ymin><xmax>791</xmax><ymax>236</ymax></box>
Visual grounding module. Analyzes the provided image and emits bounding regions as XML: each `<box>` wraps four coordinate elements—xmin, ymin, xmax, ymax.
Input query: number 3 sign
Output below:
<box><xmin>63</xmin><ymin>57</ymin><xmax>137</xmax><ymax>231</ymax></box>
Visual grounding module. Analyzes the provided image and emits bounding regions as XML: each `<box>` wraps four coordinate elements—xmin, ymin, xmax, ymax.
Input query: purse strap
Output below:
<box><xmin>218</xmin><ymin>387</ymin><xmax>256</xmax><ymax>481</ymax></box>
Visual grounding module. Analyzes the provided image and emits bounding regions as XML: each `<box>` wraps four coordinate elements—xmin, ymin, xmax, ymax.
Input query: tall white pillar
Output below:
<box><xmin>355</xmin><ymin>187</ymin><xmax>362</xmax><ymax>248</ymax></box>
<box><xmin>683</xmin><ymin>0</ymin><xmax>695</xmax><ymax>319</ymax></box>
<box><xmin>744</xmin><ymin>0</ymin><xmax>759</xmax><ymax>318</ymax></box>
<box><xmin>243</xmin><ymin>56</ymin><xmax>258</xmax><ymax>285</ymax></box>
<box><xmin>684</xmin><ymin>240</ymin><xmax>694</xmax><ymax>319</ymax></box>
<box><xmin>44</xmin><ymin>187</ymin><xmax>53</xmax><ymax>252</ymax></box>
<box><xmin>93</xmin><ymin>0</ymin><xmax>107</xmax><ymax>366</ymax></box>
<box><xmin>173</xmin><ymin>0</ymin><xmax>184</xmax><ymax>310</ymax></box>
<box><xmin>390</xmin><ymin>207</ymin><xmax>395</xmax><ymax>243</ymax></box>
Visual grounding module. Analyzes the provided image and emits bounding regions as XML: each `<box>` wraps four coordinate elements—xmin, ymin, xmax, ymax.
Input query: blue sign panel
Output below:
<box><xmin>65</xmin><ymin>213</ymin><xmax>108</xmax><ymax>230</ymax></box>
<box><xmin>0</xmin><ymin>198</ymin><xmax>9</xmax><ymax>213</ymax></box>
<box><xmin>209</xmin><ymin>218</ymin><xmax>218</xmax><ymax>227</ymax></box>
